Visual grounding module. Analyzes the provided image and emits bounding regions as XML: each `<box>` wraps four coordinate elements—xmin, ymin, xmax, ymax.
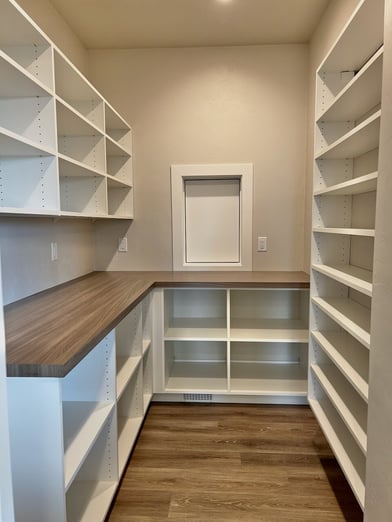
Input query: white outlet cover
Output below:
<box><xmin>118</xmin><ymin>237</ymin><xmax>128</xmax><ymax>252</ymax></box>
<box><xmin>51</xmin><ymin>242</ymin><xmax>58</xmax><ymax>261</ymax></box>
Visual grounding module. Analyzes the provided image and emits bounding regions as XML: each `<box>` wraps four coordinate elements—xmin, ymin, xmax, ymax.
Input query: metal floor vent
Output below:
<box><xmin>183</xmin><ymin>393</ymin><xmax>212</xmax><ymax>402</ymax></box>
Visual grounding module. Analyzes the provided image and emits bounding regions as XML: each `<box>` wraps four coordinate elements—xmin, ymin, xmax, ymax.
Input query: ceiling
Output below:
<box><xmin>49</xmin><ymin>0</ymin><xmax>330</xmax><ymax>49</ymax></box>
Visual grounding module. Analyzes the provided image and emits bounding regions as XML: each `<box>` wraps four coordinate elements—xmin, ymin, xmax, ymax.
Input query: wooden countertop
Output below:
<box><xmin>5</xmin><ymin>270</ymin><xmax>309</xmax><ymax>378</ymax></box>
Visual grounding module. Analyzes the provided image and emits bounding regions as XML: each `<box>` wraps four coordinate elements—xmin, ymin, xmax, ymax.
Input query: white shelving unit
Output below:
<box><xmin>154</xmin><ymin>287</ymin><xmax>309</xmax><ymax>402</ymax></box>
<box><xmin>7</xmin><ymin>293</ymin><xmax>154</xmax><ymax>521</ymax></box>
<box><xmin>0</xmin><ymin>0</ymin><xmax>133</xmax><ymax>219</ymax></box>
<box><xmin>309</xmin><ymin>0</ymin><xmax>384</xmax><ymax>510</ymax></box>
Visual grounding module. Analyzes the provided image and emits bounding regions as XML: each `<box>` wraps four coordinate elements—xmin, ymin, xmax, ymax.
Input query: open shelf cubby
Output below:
<box><xmin>0</xmin><ymin>0</ymin><xmax>133</xmax><ymax>219</ymax></box>
<box><xmin>158</xmin><ymin>287</ymin><xmax>309</xmax><ymax>400</ymax></box>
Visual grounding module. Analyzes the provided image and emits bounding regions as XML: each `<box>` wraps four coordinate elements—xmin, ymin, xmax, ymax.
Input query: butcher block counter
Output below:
<box><xmin>5</xmin><ymin>270</ymin><xmax>309</xmax><ymax>377</ymax></box>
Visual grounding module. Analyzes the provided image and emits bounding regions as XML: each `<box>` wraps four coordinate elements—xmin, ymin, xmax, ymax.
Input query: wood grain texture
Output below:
<box><xmin>5</xmin><ymin>271</ymin><xmax>309</xmax><ymax>377</ymax></box>
<box><xmin>107</xmin><ymin>403</ymin><xmax>363</xmax><ymax>521</ymax></box>
<box><xmin>5</xmin><ymin>272</ymin><xmax>153</xmax><ymax>377</ymax></box>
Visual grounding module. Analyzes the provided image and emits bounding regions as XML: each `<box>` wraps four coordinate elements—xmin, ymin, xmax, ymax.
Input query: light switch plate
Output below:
<box><xmin>257</xmin><ymin>236</ymin><xmax>267</xmax><ymax>252</ymax></box>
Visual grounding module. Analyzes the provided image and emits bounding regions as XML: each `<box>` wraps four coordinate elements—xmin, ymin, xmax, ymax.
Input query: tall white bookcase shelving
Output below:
<box><xmin>154</xmin><ymin>287</ymin><xmax>309</xmax><ymax>404</ymax></box>
<box><xmin>309</xmin><ymin>0</ymin><xmax>385</xmax><ymax>510</ymax></box>
<box><xmin>7</xmin><ymin>293</ymin><xmax>153</xmax><ymax>522</ymax></box>
<box><xmin>0</xmin><ymin>0</ymin><xmax>133</xmax><ymax>219</ymax></box>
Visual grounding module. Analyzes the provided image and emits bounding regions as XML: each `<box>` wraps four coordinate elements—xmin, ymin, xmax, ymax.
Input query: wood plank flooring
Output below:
<box><xmin>107</xmin><ymin>403</ymin><xmax>363</xmax><ymax>521</ymax></box>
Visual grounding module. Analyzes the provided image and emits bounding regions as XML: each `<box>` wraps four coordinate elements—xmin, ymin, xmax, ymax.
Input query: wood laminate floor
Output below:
<box><xmin>107</xmin><ymin>403</ymin><xmax>363</xmax><ymax>521</ymax></box>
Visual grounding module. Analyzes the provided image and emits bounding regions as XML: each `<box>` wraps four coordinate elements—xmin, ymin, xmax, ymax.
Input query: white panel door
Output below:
<box><xmin>184</xmin><ymin>178</ymin><xmax>240</xmax><ymax>263</ymax></box>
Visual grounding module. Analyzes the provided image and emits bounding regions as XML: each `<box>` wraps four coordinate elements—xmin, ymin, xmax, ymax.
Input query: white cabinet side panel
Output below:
<box><xmin>8</xmin><ymin>378</ymin><xmax>65</xmax><ymax>522</ymax></box>
<box><xmin>365</xmin><ymin>0</ymin><xmax>392</xmax><ymax>518</ymax></box>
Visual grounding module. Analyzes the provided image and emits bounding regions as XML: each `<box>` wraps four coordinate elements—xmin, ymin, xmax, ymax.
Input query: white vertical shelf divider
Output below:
<box><xmin>105</xmin><ymin>103</ymin><xmax>134</xmax><ymax>219</ymax></box>
<box><xmin>0</xmin><ymin>0</ymin><xmax>133</xmax><ymax>220</ymax></box>
<box><xmin>309</xmin><ymin>0</ymin><xmax>385</xmax><ymax>510</ymax></box>
<box><xmin>115</xmin><ymin>302</ymin><xmax>144</xmax><ymax>475</ymax></box>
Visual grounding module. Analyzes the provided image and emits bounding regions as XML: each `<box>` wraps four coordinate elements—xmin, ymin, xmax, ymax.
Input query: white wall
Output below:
<box><xmin>0</xmin><ymin>0</ymin><xmax>94</xmax><ymax>304</ymax></box>
<box><xmin>0</xmin><ymin>218</ymin><xmax>94</xmax><ymax>305</ymax></box>
<box><xmin>304</xmin><ymin>0</ymin><xmax>360</xmax><ymax>271</ymax></box>
<box><xmin>89</xmin><ymin>44</ymin><xmax>309</xmax><ymax>271</ymax></box>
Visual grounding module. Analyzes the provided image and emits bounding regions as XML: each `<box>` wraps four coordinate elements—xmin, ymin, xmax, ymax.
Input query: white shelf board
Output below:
<box><xmin>230</xmin><ymin>330</ymin><xmax>308</xmax><ymax>343</ymax></box>
<box><xmin>311</xmin><ymin>330</ymin><xmax>368</xmax><ymax>402</ymax></box>
<box><xmin>312</xmin><ymin>263</ymin><xmax>372</xmax><ymax>297</ymax></box>
<box><xmin>59</xmin><ymin>210</ymin><xmax>108</xmax><ymax>219</ymax></box>
<box><xmin>230</xmin><ymin>319</ymin><xmax>308</xmax><ymax>343</ymax></box>
<box><xmin>143</xmin><ymin>339</ymin><xmax>151</xmax><ymax>355</ymax></box>
<box><xmin>311</xmin><ymin>364</ymin><xmax>367</xmax><ymax>454</ymax></box>
<box><xmin>165</xmin><ymin>318</ymin><xmax>227</xmax><ymax>341</ymax></box>
<box><xmin>309</xmin><ymin>398</ymin><xmax>365</xmax><ymax>509</ymax></box>
<box><xmin>312</xmin><ymin>296</ymin><xmax>370</xmax><ymax>349</ymax></box>
<box><xmin>318</xmin><ymin>0</ymin><xmax>384</xmax><ymax>73</ymax></box>
<box><xmin>56</xmin><ymin>98</ymin><xmax>103</xmax><ymax>137</ymax></box>
<box><xmin>0</xmin><ymin>207</ymin><xmax>58</xmax><ymax>217</ymax></box>
<box><xmin>58</xmin><ymin>154</ymin><xmax>106</xmax><ymax>178</ymax></box>
<box><xmin>317</xmin><ymin>47</ymin><xmax>383</xmax><ymax>122</ymax></box>
<box><xmin>315</xmin><ymin>110</ymin><xmax>381</xmax><ymax>160</ymax></box>
<box><xmin>66</xmin><ymin>480</ymin><xmax>117</xmax><ymax>522</ymax></box>
<box><xmin>106</xmin><ymin>174</ymin><xmax>132</xmax><ymax>189</ymax></box>
<box><xmin>62</xmin><ymin>401</ymin><xmax>115</xmax><ymax>491</ymax></box>
<box><xmin>0</xmin><ymin>126</ymin><xmax>55</xmax><ymax>156</ymax></box>
<box><xmin>116</xmin><ymin>356</ymin><xmax>142</xmax><ymax>400</ymax></box>
<box><xmin>314</xmin><ymin>172</ymin><xmax>378</xmax><ymax>197</ymax></box>
<box><xmin>230</xmin><ymin>362</ymin><xmax>307</xmax><ymax>395</ymax></box>
<box><xmin>117</xmin><ymin>415</ymin><xmax>143</xmax><ymax>475</ymax></box>
<box><xmin>0</xmin><ymin>50</ymin><xmax>52</xmax><ymax>97</ymax></box>
<box><xmin>313</xmin><ymin>227</ymin><xmax>375</xmax><ymax>237</ymax></box>
<box><xmin>165</xmin><ymin>361</ymin><xmax>228</xmax><ymax>392</ymax></box>
<box><xmin>106</xmin><ymin>135</ymin><xmax>130</xmax><ymax>157</ymax></box>
<box><xmin>103</xmin><ymin>213</ymin><xmax>133</xmax><ymax>221</ymax></box>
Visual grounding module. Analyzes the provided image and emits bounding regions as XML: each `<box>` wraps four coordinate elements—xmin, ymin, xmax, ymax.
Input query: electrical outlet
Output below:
<box><xmin>118</xmin><ymin>237</ymin><xmax>128</xmax><ymax>252</ymax></box>
<box><xmin>257</xmin><ymin>237</ymin><xmax>267</xmax><ymax>252</ymax></box>
<box><xmin>51</xmin><ymin>242</ymin><xmax>58</xmax><ymax>261</ymax></box>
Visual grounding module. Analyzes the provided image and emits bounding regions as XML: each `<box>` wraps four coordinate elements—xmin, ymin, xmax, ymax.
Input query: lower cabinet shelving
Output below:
<box><xmin>230</xmin><ymin>342</ymin><xmax>308</xmax><ymax>395</ymax></box>
<box><xmin>156</xmin><ymin>287</ymin><xmax>309</xmax><ymax>403</ymax></box>
<box><xmin>117</xmin><ymin>362</ymin><xmax>144</xmax><ymax>475</ymax></box>
<box><xmin>65</xmin><ymin>411</ymin><xmax>118</xmax><ymax>522</ymax></box>
<box><xmin>311</xmin><ymin>330</ymin><xmax>369</xmax><ymax>401</ymax></box>
<box><xmin>7</xmin><ymin>282</ymin><xmax>310</xmax><ymax>520</ymax></box>
<box><xmin>164</xmin><ymin>340</ymin><xmax>228</xmax><ymax>392</ymax></box>
<box><xmin>8</xmin><ymin>293</ymin><xmax>154</xmax><ymax>522</ymax></box>
<box><xmin>310</xmin><ymin>363</ymin><xmax>367</xmax><ymax>454</ymax></box>
<box><xmin>308</xmin><ymin>394</ymin><xmax>366</xmax><ymax>508</ymax></box>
